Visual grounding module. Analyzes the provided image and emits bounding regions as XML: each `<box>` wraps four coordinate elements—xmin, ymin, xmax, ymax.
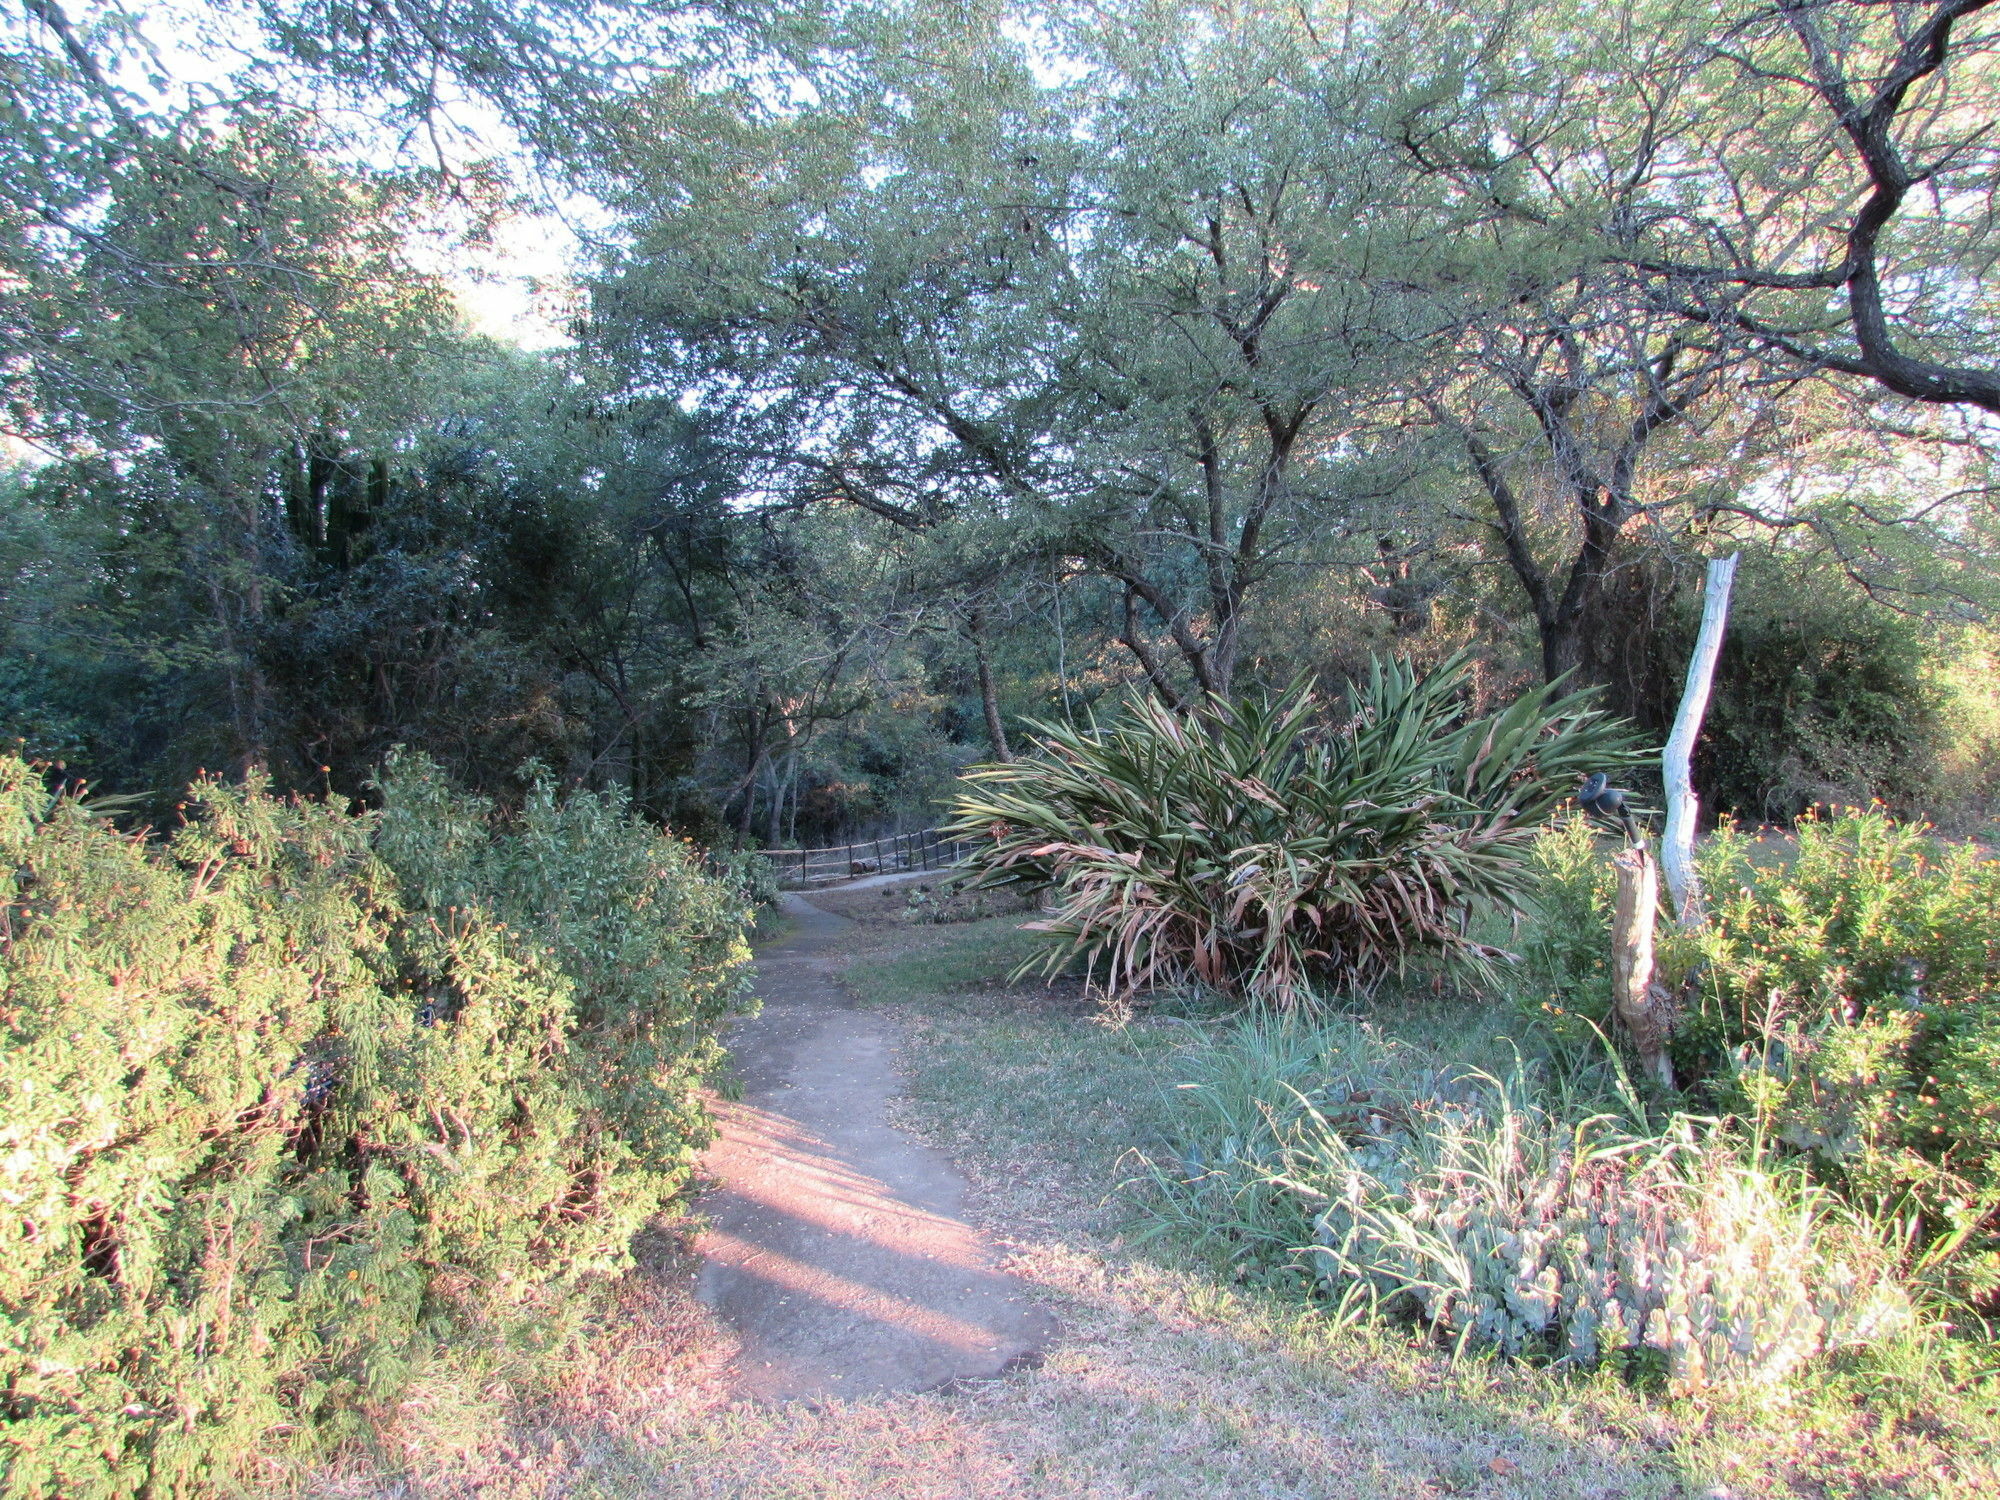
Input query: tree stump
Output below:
<box><xmin>1610</xmin><ymin>845</ymin><xmax>1676</xmax><ymax>1090</ymax></box>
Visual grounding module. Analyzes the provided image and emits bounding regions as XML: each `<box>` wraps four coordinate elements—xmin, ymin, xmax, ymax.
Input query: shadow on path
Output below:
<box><xmin>695</xmin><ymin>892</ymin><xmax>1059</xmax><ymax>1402</ymax></box>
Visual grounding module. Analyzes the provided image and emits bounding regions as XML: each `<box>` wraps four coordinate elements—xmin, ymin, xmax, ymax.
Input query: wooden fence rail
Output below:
<box><xmin>762</xmin><ymin>828</ymin><xmax>974</xmax><ymax>889</ymax></box>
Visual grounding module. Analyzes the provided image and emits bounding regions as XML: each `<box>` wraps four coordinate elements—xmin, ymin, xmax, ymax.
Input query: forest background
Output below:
<box><xmin>5</xmin><ymin>0</ymin><xmax>2000</xmax><ymax>843</ymax></box>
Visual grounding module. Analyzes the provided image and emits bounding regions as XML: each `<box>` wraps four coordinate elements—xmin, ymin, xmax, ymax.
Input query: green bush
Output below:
<box><xmin>1518</xmin><ymin>808</ymin><xmax>2000</xmax><ymax>1300</ymax></box>
<box><xmin>1514</xmin><ymin>812</ymin><xmax>1618</xmax><ymax>1033</ymax></box>
<box><xmin>0</xmin><ymin>752</ymin><xmax>751</xmax><ymax>1497</ymax></box>
<box><xmin>944</xmin><ymin>655</ymin><xmax>1638</xmax><ymax>1007</ymax></box>
<box><xmin>372</xmin><ymin>750</ymin><xmax>755</xmax><ymax>1188</ymax></box>
<box><xmin>1688</xmin><ymin>811</ymin><xmax>2000</xmax><ymax>1300</ymax></box>
<box><xmin>1604</xmin><ymin>550</ymin><xmax>1984</xmax><ymax>823</ymax></box>
<box><xmin>1136</xmin><ymin>1018</ymin><xmax>1911</xmax><ymax>1391</ymax></box>
<box><xmin>1691</xmin><ymin>561</ymin><xmax>1951</xmax><ymax>822</ymax></box>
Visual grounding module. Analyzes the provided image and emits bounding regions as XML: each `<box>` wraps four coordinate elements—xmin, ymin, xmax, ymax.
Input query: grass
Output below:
<box><xmin>847</xmin><ymin>915</ymin><xmax>2000</xmax><ymax>1499</ymax></box>
<box><xmin>295</xmin><ymin>902</ymin><xmax>1999</xmax><ymax>1499</ymax></box>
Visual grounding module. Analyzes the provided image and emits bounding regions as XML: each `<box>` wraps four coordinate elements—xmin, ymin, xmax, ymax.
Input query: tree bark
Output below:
<box><xmin>967</xmin><ymin>606</ymin><xmax>1011</xmax><ymax>761</ymax></box>
<box><xmin>1119</xmin><ymin>585</ymin><xmax>1190</xmax><ymax>713</ymax></box>
<box><xmin>1661</xmin><ymin>554</ymin><xmax>1739</xmax><ymax>925</ymax></box>
<box><xmin>1611</xmin><ymin>846</ymin><xmax>1676</xmax><ymax>1090</ymax></box>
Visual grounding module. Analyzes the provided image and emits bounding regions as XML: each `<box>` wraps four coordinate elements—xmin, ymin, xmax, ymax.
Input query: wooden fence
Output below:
<box><xmin>764</xmin><ymin>827</ymin><xmax>974</xmax><ymax>889</ymax></box>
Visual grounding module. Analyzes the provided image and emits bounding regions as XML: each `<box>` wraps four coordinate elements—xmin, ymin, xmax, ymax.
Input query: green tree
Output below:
<box><xmin>592</xmin><ymin>2</ymin><xmax>1441</xmax><ymax>707</ymax></box>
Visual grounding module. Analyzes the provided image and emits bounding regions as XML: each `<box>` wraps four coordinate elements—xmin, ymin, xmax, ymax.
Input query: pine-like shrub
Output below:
<box><xmin>1517</xmin><ymin>808</ymin><xmax>2000</xmax><ymax>1301</ymax></box>
<box><xmin>1513</xmin><ymin>812</ymin><xmax>1619</xmax><ymax>1036</ymax></box>
<box><xmin>372</xmin><ymin>750</ymin><xmax>754</xmax><ymax>1200</ymax></box>
<box><xmin>944</xmin><ymin>655</ymin><xmax>1637</xmax><ymax>1006</ymax></box>
<box><xmin>0</xmin><ymin>753</ymin><xmax>751</xmax><ymax>1497</ymax></box>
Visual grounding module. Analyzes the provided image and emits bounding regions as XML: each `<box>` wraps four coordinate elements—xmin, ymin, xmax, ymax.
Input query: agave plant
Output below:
<box><xmin>943</xmin><ymin>654</ymin><xmax>1641</xmax><ymax>1006</ymax></box>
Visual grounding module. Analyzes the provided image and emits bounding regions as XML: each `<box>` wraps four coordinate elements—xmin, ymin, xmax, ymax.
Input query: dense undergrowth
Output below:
<box><xmin>846</xmin><ymin>910</ymin><xmax>1999</xmax><ymax>1496</ymax></box>
<box><xmin>0</xmin><ymin>752</ymin><xmax>753</xmax><ymax>1498</ymax></box>
<box><xmin>948</xmin><ymin>648</ymin><xmax>2000</xmax><ymax>1401</ymax></box>
<box><xmin>1525</xmin><ymin>809</ymin><xmax>2000</xmax><ymax>1306</ymax></box>
<box><xmin>1131</xmin><ymin>808</ymin><xmax>2000</xmax><ymax>1420</ymax></box>
<box><xmin>1136</xmin><ymin>1016</ymin><xmax>1914</xmax><ymax>1390</ymax></box>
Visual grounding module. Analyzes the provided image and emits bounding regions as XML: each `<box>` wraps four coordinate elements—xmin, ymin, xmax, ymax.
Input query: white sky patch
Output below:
<box><xmin>39</xmin><ymin>3</ymin><xmax>586</xmax><ymax>350</ymax></box>
<box><xmin>426</xmin><ymin>206</ymin><xmax>584</xmax><ymax>350</ymax></box>
<box><xmin>999</xmin><ymin>14</ymin><xmax>1088</xmax><ymax>89</ymax></box>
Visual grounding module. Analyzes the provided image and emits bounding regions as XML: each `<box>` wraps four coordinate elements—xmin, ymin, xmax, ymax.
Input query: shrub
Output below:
<box><xmin>944</xmin><ymin>654</ymin><xmax>1638</xmax><ymax>1007</ymax></box>
<box><xmin>1602</xmin><ymin>550</ymin><xmax>1979</xmax><ymax>823</ymax></box>
<box><xmin>1517</xmin><ymin>808</ymin><xmax>2000</xmax><ymax>1300</ymax></box>
<box><xmin>0</xmin><ymin>752</ymin><xmax>751</xmax><ymax>1497</ymax></box>
<box><xmin>1514</xmin><ymin>811</ymin><xmax>1618</xmax><ymax>1033</ymax></box>
<box><xmin>1690</xmin><ymin>563</ymin><xmax>1952</xmax><ymax>823</ymax></box>
<box><xmin>1135</xmin><ymin>1018</ymin><xmax>1911</xmax><ymax>1391</ymax></box>
<box><xmin>372</xmin><ymin>750</ymin><xmax>755</xmax><ymax>1189</ymax></box>
<box><xmin>1687</xmin><ymin>810</ymin><xmax>2000</xmax><ymax>1300</ymax></box>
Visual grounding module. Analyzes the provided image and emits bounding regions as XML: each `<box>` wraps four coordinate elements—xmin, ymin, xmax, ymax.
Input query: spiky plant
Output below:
<box><xmin>944</xmin><ymin>654</ymin><xmax>1640</xmax><ymax>1006</ymax></box>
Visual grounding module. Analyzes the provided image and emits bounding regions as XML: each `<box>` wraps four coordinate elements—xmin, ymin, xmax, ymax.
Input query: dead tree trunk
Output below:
<box><xmin>1661</xmin><ymin>554</ymin><xmax>1739</xmax><ymax>926</ymax></box>
<box><xmin>1610</xmin><ymin>845</ymin><xmax>1676</xmax><ymax>1090</ymax></box>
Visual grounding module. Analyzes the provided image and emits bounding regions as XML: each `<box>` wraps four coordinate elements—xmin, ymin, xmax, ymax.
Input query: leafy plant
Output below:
<box><xmin>1135</xmin><ymin>1017</ymin><xmax>1911</xmax><ymax>1391</ymax></box>
<box><xmin>944</xmin><ymin>655</ymin><xmax>1640</xmax><ymax>1007</ymax></box>
<box><xmin>1517</xmin><ymin>807</ymin><xmax>2000</xmax><ymax>1301</ymax></box>
<box><xmin>373</xmin><ymin>750</ymin><xmax>756</xmax><ymax>1194</ymax></box>
<box><xmin>1511</xmin><ymin>811</ymin><xmax>1621</xmax><ymax>1040</ymax></box>
<box><xmin>1685</xmin><ymin>810</ymin><xmax>2000</xmax><ymax>1301</ymax></box>
<box><xmin>0</xmin><ymin>751</ymin><xmax>751</xmax><ymax>1497</ymax></box>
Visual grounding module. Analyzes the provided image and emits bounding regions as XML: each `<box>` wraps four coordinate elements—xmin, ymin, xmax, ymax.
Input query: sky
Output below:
<box><xmin>413</xmin><ymin>207</ymin><xmax>582</xmax><ymax>350</ymax></box>
<box><xmin>66</xmin><ymin>0</ymin><xmax>586</xmax><ymax>350</ymax></box>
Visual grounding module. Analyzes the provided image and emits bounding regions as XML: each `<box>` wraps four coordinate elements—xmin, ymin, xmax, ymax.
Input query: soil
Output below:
<box><xmin>693</xmin><ymin>891</ymin><xmax>1061</xmax><ymax>1402</ymax></box>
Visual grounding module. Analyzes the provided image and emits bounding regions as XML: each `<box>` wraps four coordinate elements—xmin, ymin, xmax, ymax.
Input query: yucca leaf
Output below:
<box><xmin>943</xmin><ymin>656</ymin><xmax>1646</xmax><ymax>1007</ymax></box>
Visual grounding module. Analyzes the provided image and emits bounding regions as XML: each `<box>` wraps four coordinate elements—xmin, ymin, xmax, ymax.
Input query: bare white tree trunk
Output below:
<box><xmin>1661</xmin><ymin>553</ymin><xmax>1739</xmax><ymax>926</ymax></box>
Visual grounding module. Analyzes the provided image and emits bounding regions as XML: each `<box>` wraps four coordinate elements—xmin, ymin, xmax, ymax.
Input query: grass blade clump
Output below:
<box><xmin>945</xmin><ymin>653</ymin><xmax>1639</xmax><ymax>1007</ymax></box>
<box><xmin>1136</xmin><ymin>1017</ymin><xmax>1910</xmax><ymax>1391</ymax></box>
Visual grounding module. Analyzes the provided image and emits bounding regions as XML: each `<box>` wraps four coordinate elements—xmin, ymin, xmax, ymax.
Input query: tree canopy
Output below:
<box><xmin>4</xmin><ymin>0</ymin><xmax>1998</xmax><ymax>833</ymax></box>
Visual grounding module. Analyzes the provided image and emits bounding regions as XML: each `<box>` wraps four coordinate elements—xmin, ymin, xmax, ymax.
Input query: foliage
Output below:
<box><xmin>843</xmin><ymin>913</ymin><xmax>2000</xmax><ymax>1500</ymax></box>
<box><xmin>10</xmin><ymin>2</ymin><xmax>1998</xmax><ymax>843</ymax></box>
<box><xmin>945</xmin><ymin>655</ymin><xmax>1640</xmax><ymax>1006</ymax></box>
<box><xmin>0</xmin><ymin>751</ymin><xmax>750</xmax><ymax>1497</ymax></box>
<box><xmin>1684</xmin><ymin>811</ymin><xmax>2000</xmax><ymax>1301</ymax></box>
<box><xmin>1514</xmin><ymin>812</ymin><xmax>1620</xmax><ymax>1034</ymax></box>
<box><xmin>1135</xmin><ymin>1017</ymin><xmax>1911</xmax><ymax>1391</ymax></box>
<box><xmin>1680</xmin><ymin>554</ymin><xmax>1960</xmax><ymax>821</ymax></box>
<box><xmin>1519</xmin><ymin>808</ymin><xmax>2000</xmax><ymax>1299</ymax></box>
<box><xmin>373</xmin><ymin>748</ymin><xmax>756</xmax><ymax>1177</ymax></box>
<box><xmin>1590</xmin><ymin>547</ymin><xmax>1990</xmax><ymax>824</ymax></box>
<box><xmin>901</xmin><ymin>879</ymin><xmax>1039</xmax><ymax>926</ymax></box>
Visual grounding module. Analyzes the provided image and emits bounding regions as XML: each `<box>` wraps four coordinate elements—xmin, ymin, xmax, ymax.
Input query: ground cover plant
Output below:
<box><xmin>0</xmin><ymin>753</ymin><xmax>752</xmax><ymax>1498</ymax></box>
<box><xmin>945</xmin><ymin>655</ymin><xmax>1638</xmax><ymax>1007</ymax></box>
<box><xmin>1091</xmin><ymin>806</ymin><xmax>2000</xmax><ymax>1482</ymax></box>
<box><xmin>1524</xmin><ymin>808</ymin><xmax>2000</xmax><ymax>1305</ymax></box>
<box><xmin>1134</xmin><ymin>1017</ymin><xmax>1912</xmax><ymax>1390</ymax></box>
<box><xmin>841</xmin><ymin>914</ymin><xmax>2000</xmax><ymax>1497</ymax></box>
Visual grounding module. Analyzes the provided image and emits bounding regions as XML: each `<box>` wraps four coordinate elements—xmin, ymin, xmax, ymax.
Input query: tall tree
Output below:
<box><xmin>592</xmin><ymin>2</ymin><xmax>1438</xmax><ymax>707</ymax></box>
<box><xmin>1624</xmin><ymin>0</ymin><xmax>2000</xmax><ymax>414</ymax></box>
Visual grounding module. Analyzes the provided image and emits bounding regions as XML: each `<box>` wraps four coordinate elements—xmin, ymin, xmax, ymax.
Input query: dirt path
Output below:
<box><xmin>694</xmin><ymin>891</ymin><xmax>1060</xmax><ymax>1401</ymax></box>
<box><xmin>323</xmin><ymin>902</ymin><xmax>1788</xmax><ymax>1497</ymax></box>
